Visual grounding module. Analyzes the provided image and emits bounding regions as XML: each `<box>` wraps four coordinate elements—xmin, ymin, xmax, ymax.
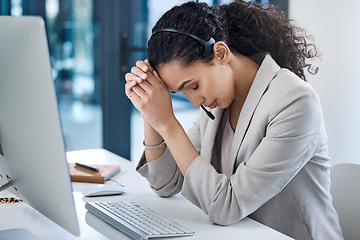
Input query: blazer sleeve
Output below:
<box><xmin>136</xmin><ymin>109</ymin><xmax>205</xmax><ymax>197</ymax></box>
<box><xmin>181</xmin><ymin>78</ymin><xmax>325</xmax><ymax>225</ymax></box>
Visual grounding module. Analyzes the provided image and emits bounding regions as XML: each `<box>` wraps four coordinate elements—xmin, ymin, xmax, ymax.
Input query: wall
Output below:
<box><xmin>288</xmin><ymin>1</ymin><xmax>360</xmax><ymax>165</ymax></box>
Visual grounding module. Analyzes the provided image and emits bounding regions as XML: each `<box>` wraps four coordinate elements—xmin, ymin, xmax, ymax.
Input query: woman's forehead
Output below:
<box><xmin>157</xmin><ymin>60</ymin><xmax>204</xmax><ymax>79</ymax></box>
<box><xmin>157</xmin><ymin>61</ymin><xmax>194</xmax><ymax>82</ymax></box>
<box><xmin>157</xmin><ymin>64</ymin><xmax>194</xmax><ymax>93</ymax></box>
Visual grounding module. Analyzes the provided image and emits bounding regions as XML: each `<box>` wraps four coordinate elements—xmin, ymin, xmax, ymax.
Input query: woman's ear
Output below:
<box><xmin>213</xmin><ymin>41</ymin><xmax>231</xmax><ymax>64</ymax></box>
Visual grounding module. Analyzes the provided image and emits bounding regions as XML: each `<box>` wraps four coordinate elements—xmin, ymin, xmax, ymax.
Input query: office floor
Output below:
<box><xmin>59</xmin><ymin>98</ymin><xmax>198</xmax><ymax>162</ymax></box>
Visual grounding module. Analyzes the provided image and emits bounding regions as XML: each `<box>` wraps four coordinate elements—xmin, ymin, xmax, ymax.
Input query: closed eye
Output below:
<box><xmin>192</xmin><ymin>84</ymin><xmax>199</xmax><ymax>91</ymax></box>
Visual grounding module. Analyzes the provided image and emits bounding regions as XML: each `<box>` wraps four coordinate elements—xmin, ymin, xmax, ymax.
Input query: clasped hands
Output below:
<box><xmin>125</xmin><ymin>60</ymin><xmax>176</xmax><ymax>134</ymax></box>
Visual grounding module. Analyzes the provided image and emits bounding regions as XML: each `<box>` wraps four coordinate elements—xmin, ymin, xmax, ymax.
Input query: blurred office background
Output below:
<box><xmin>0</xmin><ymin>0</ymin><xmax>358</xmax><ymax>166</ymax></box>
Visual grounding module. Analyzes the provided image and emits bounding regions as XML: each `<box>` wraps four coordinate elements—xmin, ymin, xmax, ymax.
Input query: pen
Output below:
<box><xmin>75</xmin><ymin>163</ymin><xmax>100</xmax><ymax>172</ymax></box>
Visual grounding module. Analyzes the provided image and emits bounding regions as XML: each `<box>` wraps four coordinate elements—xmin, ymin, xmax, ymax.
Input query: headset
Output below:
<box><xmin>151</xmin><ymin>28</ymin><xmax>215</xmax><ymax>58</ymax></box>
<box><xmin>151</xmin><ymin>28</ymin><xmax>216</xmax><ymax>120</ymax></box>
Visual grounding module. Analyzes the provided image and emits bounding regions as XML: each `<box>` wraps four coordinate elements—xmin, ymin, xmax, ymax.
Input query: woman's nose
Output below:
<box><xmin>184</xmin><ymin>92</ymin><xmax>202</xmax><ymax>108</ymax></box>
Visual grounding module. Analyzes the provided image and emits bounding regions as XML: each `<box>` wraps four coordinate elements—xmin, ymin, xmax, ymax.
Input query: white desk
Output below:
<box><xmin>0</xmin><ymin>149</ymin><xmax>292</xmax><ymax>239</ymax></box>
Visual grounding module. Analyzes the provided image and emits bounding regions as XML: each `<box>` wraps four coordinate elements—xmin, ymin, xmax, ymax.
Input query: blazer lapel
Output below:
<box><xmin>229</xmin><ymin>55</ymin><xmax>281</xmax><ymax>169</ymax></box>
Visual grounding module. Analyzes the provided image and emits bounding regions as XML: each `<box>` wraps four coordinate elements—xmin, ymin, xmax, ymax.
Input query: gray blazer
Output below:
<box><xmin>137</xmin><ymin>55</ymin><xmax>343</xmax><ymax>240</ymax></box>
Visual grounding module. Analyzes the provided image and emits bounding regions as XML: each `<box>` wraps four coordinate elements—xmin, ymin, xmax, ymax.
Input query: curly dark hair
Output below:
<box><xmin>147</xmin><ymin>0</ymin><xmax>319</xmax><ymax>81</ymax></box>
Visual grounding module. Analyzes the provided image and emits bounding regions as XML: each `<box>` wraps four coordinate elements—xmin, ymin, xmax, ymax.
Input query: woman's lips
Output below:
<box><xmin>208</xmin><ymin>100</ymin><xmax>217</xmax><ymax>109</ymax></box>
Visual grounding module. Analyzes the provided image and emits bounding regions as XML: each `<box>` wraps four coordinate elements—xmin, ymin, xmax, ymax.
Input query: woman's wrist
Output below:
<box><xmin>156</xmin><ymin>117</ymin><xmax>181</xmax><ymax>140</ymax></box>
<box><xmin>142</xmin><ymin>117</ymin><xmax>166</xmax><ymax>162</ymax></box>
<box><xmin>143</xmin><ymin>118</ymin><xmax>164</xmax><ymax>144</ymax></box>
<box><xmin>143</xmin><ymin>140</ymin><xmax>166</xmax><ymax>149</ymax></box>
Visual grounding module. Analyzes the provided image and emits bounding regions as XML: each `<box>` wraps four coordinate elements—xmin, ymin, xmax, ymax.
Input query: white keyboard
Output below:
<box><xmin>85</xmin><ymin>201</ymin><xmax>195</xmax><ymax>240</ymax></box>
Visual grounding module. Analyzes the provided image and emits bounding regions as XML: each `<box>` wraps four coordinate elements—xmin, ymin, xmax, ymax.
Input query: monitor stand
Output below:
<box><xmin>0</xmin><ymin>228</ymin><xmax>40</xmax><ymax>240</ymax></box>
<box><xmin>0</xmin><ymin>184</ymin><xmax>40</xmax><ymax>239</ymax></box>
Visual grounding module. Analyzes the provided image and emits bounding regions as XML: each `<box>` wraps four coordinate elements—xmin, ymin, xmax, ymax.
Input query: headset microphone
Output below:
<box><xmin>201</xmin><ymin>105</ymin><xmax>215</xmax><ymax>120</ymax></box>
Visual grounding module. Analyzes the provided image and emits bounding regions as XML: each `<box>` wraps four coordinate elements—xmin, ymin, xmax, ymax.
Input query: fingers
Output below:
<box><xmin>125</xmin><ymin>67</ymin><xmax>146</xmax><ymax>83</ymax></box>
<box><xmin>125</xmin><ymin>78</ymin><xmax>152</xmax><ymax>98</ymax></box>
<box><xmin>126</xmin><ymin>85</ymin><xmax>141</xmax><ymax>108</ymax></box>
<box><xmin>126</xmin><ymin>78</ymin><xmax>161</xmax><ymax>103</ymax></box>
<box><xmin>152</xmin><ymin>70</ymin><xmax>166</xmax><ymax>87</ymax></box>
<box><xmin>126</xmin><ymin>59</ymin><xmax>159</xmax><ymax>82</ymax></box>
<box><xmin>125</xmin><ymin>83</ymin><xmax>143</xmax><ymax>104</ymax></box>
<box><xmin>144</xmin><ymin>59</ymin><xmax>154</xmax><ymax>72</ymax></box>
<box><xmin>133</xmin><ymin>59</ymin><xmax>159</xmax><ymax>84</ymax></box>
<box><xmin>144</xmin><ymin>59</ymin><xmax>162</xmax><ymax>83</ymax></box>
<box><xmin>124</xmin><ymin>75</ymin><xmax>139</xmax><ymax>90</ymax></box>
<box><xmin>125</xmin><ymin>60</ymin><xmax>149</xmax><ymax>84</ymax></box>
<box><xmin>144</xmin><ymin>66</ymin><xmax>166</xmax><ymax>89</ymax></box>
<box><xmin>136</xmin><ymin>60</ymin><xmax>149</xmax><ymax>73</ymax></box>
<box><xmin>125</xmin><ymin>59</ymin><xmax>166</xmax><ymax>99</ymax></box>
<box><xmin>131</xmin><ymin>84</ymin><xmax>146</xmax><ymax>98</ymax></box>
<box><xmin>125</xmin><ymin>81</ymin><xmax>135</xmax><ymax>97</ymax></box>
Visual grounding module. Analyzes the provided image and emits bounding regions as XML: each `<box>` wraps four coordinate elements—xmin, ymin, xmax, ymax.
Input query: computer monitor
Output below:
<box><xmin>0</xmin><ymin>16</ymin><xmax>80</xmax><ymax>236</ymax></box>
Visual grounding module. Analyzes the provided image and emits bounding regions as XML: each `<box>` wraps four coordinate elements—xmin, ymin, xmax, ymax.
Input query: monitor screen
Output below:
<box><xmin>0</xmin><ymin>16</ymin><xmax>79</xmax><ymax>236</ymax></box>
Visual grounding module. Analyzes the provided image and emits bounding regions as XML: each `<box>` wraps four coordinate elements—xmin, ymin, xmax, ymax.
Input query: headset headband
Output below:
<box><xmin>151</xmin><ymin>28</ymin><xmax>215</xmax><ymax>58</ymax></box>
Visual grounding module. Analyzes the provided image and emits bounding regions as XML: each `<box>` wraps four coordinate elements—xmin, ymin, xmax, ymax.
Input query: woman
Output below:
<box><xmin>124</xmin><ymin>1</ymin><xmax>343</xmax><ymax>239</ymax></box>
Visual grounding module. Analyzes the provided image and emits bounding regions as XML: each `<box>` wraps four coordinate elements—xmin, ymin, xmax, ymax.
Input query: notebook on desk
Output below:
<box><xmin>68</xmin><ymin>163</ymin><xmax>120</xmax><ymax>183</ymax></box>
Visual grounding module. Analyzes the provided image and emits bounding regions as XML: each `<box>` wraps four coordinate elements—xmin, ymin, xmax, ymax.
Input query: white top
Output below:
<box><xmin>221</xmin><ymin>108</ymin><xmax>235</xmax><ymax>178</ymax></box>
